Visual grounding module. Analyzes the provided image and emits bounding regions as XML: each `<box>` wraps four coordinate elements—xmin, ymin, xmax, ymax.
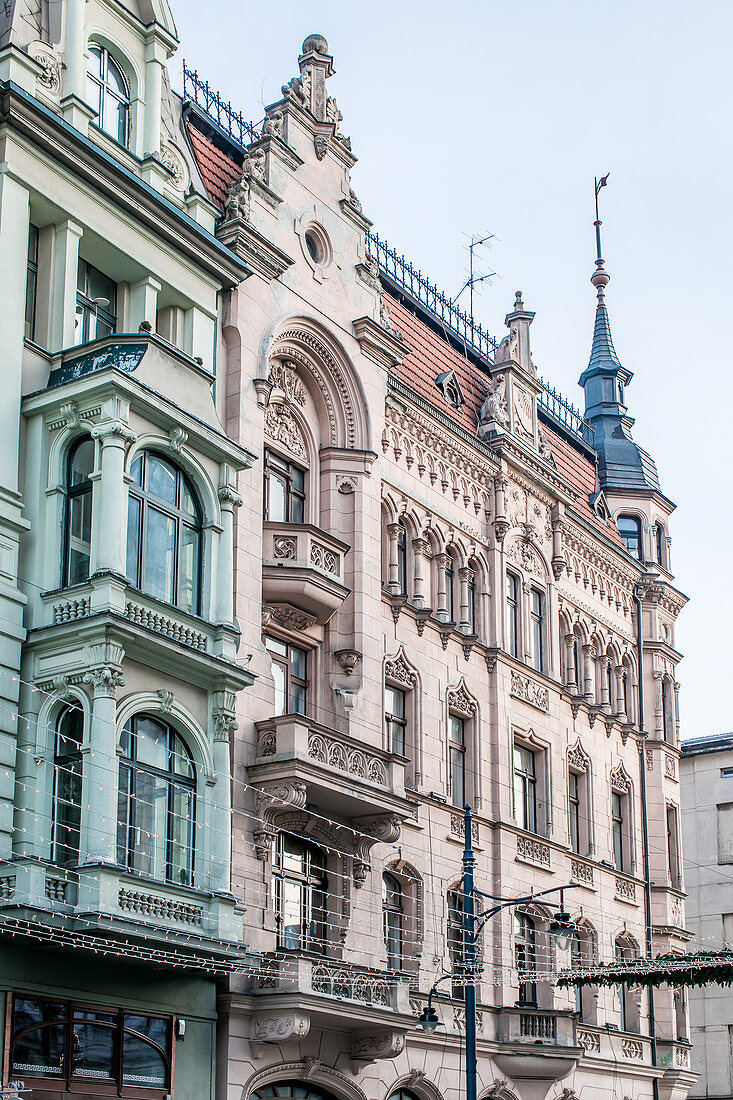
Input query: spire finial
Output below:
<box><xmin>591</xmin><ymin>173</ymin><xmax>611</xmax><ymax>303</ymax></box>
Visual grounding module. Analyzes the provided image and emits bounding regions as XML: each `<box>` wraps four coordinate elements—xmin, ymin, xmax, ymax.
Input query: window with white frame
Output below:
<box><xmin>385</xmin><ymin>684</ymin><xmax>406</xmax><ymax>756</ymax></box>
<box><xmin>52</xmin><ymin>705</ymin><xmax>83</xmax><ymax>867</ymax></box>
<box><xmin>382</xmin><ymin>871</ymin><xmax>403</xmax><ymax>971</ymax></box>
<box><xmin>529</xmin><ymin>588</ymin><xmax>545</xmax><ymax>673</ymax></box>
<box><xmin>266</xmin><ymin>635</ymin><xmax>308</xmax><ymax>716</ymax></box>
<box><xmin>86</xmin><ymin>43</ymin><xmax>131</xmax><ymax>147</ymax></box>
<box><xmin>272</xmin><ymin>832</ymin><xmax>327</xmax><ymax>952</ymax></box>
<box><xmin>64</xmin><ymin>436</ymin><xmax>94</xmax><ymax>587</ymax></box>
<box><xmin>506</xmin><ymin>572</ymin><xmax>520</xmax><ymax>658</ymax></box>
<box><xmin>513</xmin><ymin>742</ymin><xmax>537</xmax><ymax>834</ymax></box>
<box><xmin>264</xmin><ymin>449</ymin><xmax>306</xmax><ymax>523</ymax></box>
<box><xmin>449</xmin><ymin>714</ymin><xmax>466</xmax><ymax>808</ymax></box>
<box><xmin>75</xmin><ymin>258</ymin><xmax>117</xmax><ymax>344</ymax></box>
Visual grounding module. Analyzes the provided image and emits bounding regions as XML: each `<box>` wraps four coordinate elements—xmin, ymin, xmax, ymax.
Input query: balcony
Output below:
<box><xmin>576</xmin><ymin>1025</ymin><xmax>653</xmax><ymax>1064</ymax></box>
<box><xmin>497</xmin><ymin>1007</ymin><xmax>577</xmax><ymax>1048</ymax></box>
<box><xmin>251</xmin><ymin>714</ymin><xmax>413</xmax><ymax>821</ymax></box>
<box><xmin>31</xmin><ymin>573</ymin><xmax>251</xmax><ymax>689</ymax></box>
<box><xmin>0</xmin><ymin>859</ymin><xmax>255</xmax><ymax>969</ymax></box>
<box><xmin>262</xmin><ymin>522</ymin><xmax>350</xmax><ymax>625</ymax></box>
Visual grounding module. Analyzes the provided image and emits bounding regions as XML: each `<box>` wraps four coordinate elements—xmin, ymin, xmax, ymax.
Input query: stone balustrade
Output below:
<box><xmin>262</xmin><ymin>521</ymin><xmax>350</xmax><ymax>624</ymax></box>
<box><xmin>254</xmin><ymin>953</ymin><xmax>410</xmax><ymax>1014</ymax></box>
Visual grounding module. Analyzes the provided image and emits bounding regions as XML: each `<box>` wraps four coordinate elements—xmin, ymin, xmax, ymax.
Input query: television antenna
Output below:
<box><xmin>451</xmin><ymin>233</ymin><xmax>497</xmax><ymax>322</ymax></box>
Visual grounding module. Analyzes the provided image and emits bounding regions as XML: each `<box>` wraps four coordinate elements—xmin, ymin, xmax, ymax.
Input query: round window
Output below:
<box><xmin>305</xmin><ymin>230</ymin><xmax>324</xmax><ymax>264</ymax></box>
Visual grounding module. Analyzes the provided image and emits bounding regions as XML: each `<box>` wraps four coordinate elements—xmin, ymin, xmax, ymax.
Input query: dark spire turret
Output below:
<box><xmin>579</xmin><ymin>175</ymin><xmax>660</xmax><ymax>494</ymax></box>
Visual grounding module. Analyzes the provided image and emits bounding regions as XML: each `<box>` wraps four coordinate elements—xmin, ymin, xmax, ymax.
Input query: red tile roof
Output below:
<box><xmin>183</xmin><ymin>131</ymin><xmax>621</xmax><ymax>549</ymax></box>
<box><xmin>186</xmin><ymin>123</ymin><xmax>240</xmax><ymax>209</ymax></box>
<box><xmin>386</xmin><ymin>292</ymin><xmax>623</xmax><ymax>547</ymax></box>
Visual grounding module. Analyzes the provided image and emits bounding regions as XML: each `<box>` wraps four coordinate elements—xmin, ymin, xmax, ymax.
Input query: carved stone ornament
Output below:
<box><xmin>384</xmin><ymin>651</ymin><xmax>417</xmax><ymax>688</ymax></box>
<box><xmin>335</xmin><ymin>649</ymin><xmax>362</xmax><ymax>675</ymax></box>
<box><xmin>264</xmin><ymin>405</ymin><xmax>307</xmax><ymax>458</ymax></box>
<box><xmin>314</xmin><ymin>133</ymin><xmax>329</xmax><ymax>160</ymax></box>
<box><xmin>352</xmin><ymin>815</ymin><xmax>402</xmax><ymax>887</ymax></box>
<box><xmin>159</xmin><ymin>143</ymin><xmax>188</xmax><ymax>190</ymax></box>
<box><xmin>224</xmin><ymin>177</ymin><xmax>251</xmax><ymax>223</ymax></box>
<box><xmin>267</xmin><ymin>359</ymin><xmax>307</xmax><ymax>406</ymax></box>
<box><xmin>156</xmin><ymin>689</ymin><xmax>174</xmax><ymax>713</ymax></box>
<box><xmin>242</xmin><ymin>148</ymin><xmax>266</xmax><ymax>182</ymax></box>
<box><xmin>31</xmin><ymin>45</ymin><xmax>63</xmax><ymax>93</ymax></box>
<box><xmin>510</xmin><ymin>670</ymin><xmax>549</xmax><ymax>712</ymax></box>
<box><xmin>506</xmin><ymin>538</ymin><xmax>545</xmax><ymax>579</ymax></box>
<box><xmin>251</xmin><ymin>1013</ymin><xmax>310</xmax><ymax>1044</ymax></box>
<box><xmin>447</xmin><ymin>684</ymin><xmax>477</xmax><ymax>718</ymax></box>
<box><xmin>512</xmin><ymin>387</ymin><xmax>534</xmax><ymax>443</ymax></box>
<box><xmin>478</xmin><ymin>374</ymin><xmax>508</xmax><ymax>430</ymax></box>
<box><xmin>267</xmin><ymin>603</ymin><xmax>317</xmax><ymax>633</ymax></box>
<box><xmin>253</xmin><ymin>782</ymin><xmax>307</xmax><ymax>860</ymax></box>
<box><xmin>262</xmin><ymin>110</ymin><xmax>284</xmax><ymax>140</ymax></box>
<box><xmin>568</xmin><ymin>740</ymin><xmax>590</xmax><ymax>772</ymax></box>
<box><xmin>168</xmin><ymin>426</ymin><xmax>188</xmax><ymax>453</ymax></box>
<box><xmin>610</xmin><ymin>764</ymin><xmax>632</xmax><ymax>793</ymax></box>
<box><xmin>51</xmin><ymin>674</ymin><xmax>72</xmax><ymax>700</ymax></box>
<box><xmin>350</xmin><ymin>1029</ymin><xmax>406</xmax><ymax>1062</ymax></box>
<box><xmin>83</xmin><ymin>667</ymin><xmax>125</xmax><ymax>698</ymax></box>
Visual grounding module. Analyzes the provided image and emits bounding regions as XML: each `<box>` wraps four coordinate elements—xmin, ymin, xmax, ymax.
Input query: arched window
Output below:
<box><xmin>656</xmin><ymin>524</ymin><xmax>665</xmax><ymax>568</ymax></box>
<box><xmin>396</xmin><ymin>520</ymin><xmax>408</xmax><ymax>596</ymax></box>
<box><xmin>116</xmin><ymin>714</ymin><xmax>196</xmax><ymax>886</ymax></box>
<box><xmin>86</xmin><ymin>44</ymin><xmax>131</xmax><ymax>147</ymax></box>
<box><xmin>466</xmin><ymin>560</ymin><xmax>478</xmax><ymax>635</ymax></box>
<box><xmin>382</xmin><ymin>871</ymin><xmax>403</xmax><ymax>971</ymax></box>
<box><xmin>662</xmin><ymin>678</ymin><xmax>675</xmax><ymax>744</ymax></box>
<box><xmin>126</xmin><ymin>452</ymin><xmax>202</xmax><ymax>614</ymax></box>
<box><xmin>52</xmin><ymin>706</ymin><xmax>83</xmax><ymax>866</ymax></box>
<box><xmin>64</xmin><ymin>436</ymin><xmax>94</xmax><ymax>586</ymax></box>
<box><xmin>272</xmin><ymin>833</ymin><xmax>326</xmax><ymax>952</ymax></box>
<box><xmin>251</xmin><ymin>1087</ymin><xmax>336</xmax><ymax>1100</ymax></box>
<box><xmin>617</xmin><ymin>514</ymin><xmax>642</xmax><ymax>560</ymax></box>
<box><xmin>515</xmin><ymin>911</ymin><xmax>537</xmax><ymax>1006</ymax></box>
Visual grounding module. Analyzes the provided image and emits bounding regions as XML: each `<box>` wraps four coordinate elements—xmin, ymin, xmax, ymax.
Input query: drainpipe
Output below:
<box><xmin>634</xmin><ymin>584</ymin><xmax>660</xmax><ymax>1100</ymax></box>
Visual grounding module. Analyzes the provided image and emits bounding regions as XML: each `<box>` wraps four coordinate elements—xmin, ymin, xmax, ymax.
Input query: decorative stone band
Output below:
<box><xmin>570</xmin><ymin>858</ymin><xmax>595</xmax><ymax>887</ymax></box>
<box><xmin>622</xmin><ymin>1038</ymin><xmax>644</xmax><ymax>1060</ymax></box>
<box><xmin>350</xmin><ymin>1029</ymin><xmax>406</xmax><ymax>1062</ymax></box>
<box><xmin>674</xmin><ymin>1045</ymin><xmax>690</xmax><ymax>1068</ymax></box>
<box><xmin>308</xmin><ymin>732</ymin><xmax>387</xmax><ymax>785</ymax></box>
<box><xmin>452</xmin><ymin>1006</ymin><xmax>485</xmax><ymax>1034</ymax></box>
<box><xmin>310</xmin><ymin>541</ymin><xmax>339</xmax><ymax>575</ymax></box>
<box><xmin>577</xmin><ymin>1028</ymin><xmax>601</xmax><ymax>1053</ymax></box>
<box><xmin>510</xmin><ymin>670</ymin><xmax>550</xmax><ymax>712</ymax></box>
<box><xmin>450</xmin><ymin>813</ymin><xmax>480</xmax><ymax>844</ymax></box>
<box><xmin>615</xmin><ymin>876</ymin><xmax>637</xmax><ymax>903</ymax></box>
<box><xmin>118</xmin><ymin>887</ymin><xmax>203</xmax><ymax>926</ymax></box>
<box><xmin>516</xmin><ymin>834</ymin><xmax>551</xmax><ymax>868</ymax></box>
<box><xmin>311</xmin><ymin>964</ymin><xmax>390</xmax><ymax>1006</ymax></box>
<box><xmin>124</xmin><ymin>601</ymin><xmax>208</xmax><ymax>651</ymax></box>
<box><xmin>251</xmin><ymin>1013</ymin><xmax>310</xmax><ymax>1044</ymax></box>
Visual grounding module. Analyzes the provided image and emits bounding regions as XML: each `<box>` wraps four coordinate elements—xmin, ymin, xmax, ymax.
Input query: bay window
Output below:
<box><xmin>116</xmin><ymin>714</ymin><xmax>196</xmax><ymax>886</ymax></box>
<box><xmin>264</xmin><ymin>450</ymin><xmax>305</xmax><ymax>522</ymax></box>
<box><xmin>64</xmin><ymin>436</ymin><xmax>94</xmax><ymax>586</ymax></box>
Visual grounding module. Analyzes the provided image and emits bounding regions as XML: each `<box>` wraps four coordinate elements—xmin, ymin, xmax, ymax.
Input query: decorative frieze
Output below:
<box><xmin>615</xmin><ymin>877</ymin><xmax>637</xmax><ymax>902</ymax></box>
<box><xmin>570</xmin><ymin>858</ymin><xmax>594</xmax><ymax>887</ymax></box>
<box><xmin>516</xmin><ymin>835</ymin><xmax>551</xmax><ymax>867</ymax></box>
<box><xmin>311</xmin><ymin>964</ymin><xmax>390</xmax><ymax>1006</ymax></box>
<box><xmin>308</xmin><ymin>732</ymin><xmax>387</xmax><ymax>785</ymax></box>
<box><xmin>510</xmin><ymin>670</ymin><xmax>549</xmax><ymax>712</ymax></box>
<box><xmin>577</xmin><ymin>1028</ymin><xmax>601</xmax><ymax>1053</ymax></box>
<box><xmin>310</xmin><ymin>541</ymin><xmax>339</xmax><ymax>574</ymax></box>
<box><xmin>447</xmin><ymin>684</ymin><xmax>477</xmax><ymax>718</ymax></box>
<box><xmin>622</xmin><ymin>1038</ymin><xmax>644</xmax><ymax>1060</ymax></box>
<box><xmin>610</xmin><ymin>765</ymin><xmax>632</xmax><ymax>793</ymax></box>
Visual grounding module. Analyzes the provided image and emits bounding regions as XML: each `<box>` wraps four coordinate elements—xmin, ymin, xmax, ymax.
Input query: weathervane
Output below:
<box><xmin>451</xmin><ymin>233</ymin><xmax>496</xmax><ymax>322</ymax></box>
<box><xmin>592</xmin><ymin>173</ymin><xmax>611</xmax><ymax>302</ymax></box>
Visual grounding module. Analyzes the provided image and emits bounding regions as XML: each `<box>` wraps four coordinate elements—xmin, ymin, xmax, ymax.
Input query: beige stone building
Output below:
<box><xmin>681</xmin><ymin>735</ymin><xmax>733</xmax><ymax>1100</ymax></box>
<box><xmin>0</xmin><ymin>6</ymin><xmax>694</xmax><ymax>1100</ymax></box>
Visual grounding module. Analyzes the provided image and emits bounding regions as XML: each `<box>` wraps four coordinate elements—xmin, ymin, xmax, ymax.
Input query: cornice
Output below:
<box><xmin>0</xmin><ymin>81</ymin><xmax>249</xmax><ymax>288</ymax></box>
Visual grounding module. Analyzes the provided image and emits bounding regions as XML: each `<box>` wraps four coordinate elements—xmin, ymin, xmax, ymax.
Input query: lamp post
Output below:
<box><xmin>416</xmin><ymin>805</ymin><xmax>579</xmax><ymax>1100</ymax></box>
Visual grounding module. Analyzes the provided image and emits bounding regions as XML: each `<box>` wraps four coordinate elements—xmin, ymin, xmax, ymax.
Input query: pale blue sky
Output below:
<box><xmin>171</xmin><ymin>0</ymin><xmax>732</xmax><ymax>739</ymax></box>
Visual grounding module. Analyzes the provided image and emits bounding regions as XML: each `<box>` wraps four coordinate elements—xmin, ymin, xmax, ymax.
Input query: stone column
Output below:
<box><xmin>216</xmin><ymin>484</ymin><xmax>242</xmax><ymax>624</ymax></box>
<box><xmin>674</xmin><ymin>681</ymin><xmax>681</xmax><ymax>743</ymax></box>
<box><xmin>143</xmin><ymin>38</ymin><xmax>167</xmax><ymax>158</ymax></box>
<box><xmin>62</xmin><ymin>0</ymin><xmax>86</xmax><ymax>103</ymax></box>
<box><xmin>458</xmin><ymin>567</ymin><xmax>474</xmax><ymax>631</ymax></box>
<box><xmin>582</xmin><ymin>644</ymin><xmax>595</xmax><ymax>702</ymax></box>
<box><xmin>411</xmin><ymin>538</ymin><xmax>427</xmax><ymax>606</ymax></box>
<box><xmin>435</xmin><ymin>553</ymin><xmax>449</xmax><ymax>619</ymax></box>
<box><xmin>0</xmin><ymin>168</ymin><xmax>29</xmax><ymax>492</ymax></box>
<box><xmin>653</xmin><ymin>671</ymin><xmax>664</xmax><ymax>738</ymax></box>
<box><xmin>51</xmin><ymin>219</ymin><xmax>83</xmax><ymax>350</ymax></box>
<box><xmin>599</xmin><ymin>655</ymin><xmax>611</xmax><ymax>713</ymax></box>
<box><xmin>564</xmin><ymin>634</ymin><xmax>577</xmax><ymax>692</ymax></box>
<box><xmin>616</xmin><ymin>665</ymin><xmax>627</xmax><ymax>722</ymax></box>
<box><xmin>90</xmin><ymin>418</ymin><xmax>137</xmax><ymax>576</ymax></box>
<box><xmin>385</xmin><ymin>523</ymin><xmax>401</xmax><ymax>594</ymax></box>
<box><xmin>211</xmin><ymin>697</ymin><xmax>236</xmax><ymax>894</ymax></box>
<box><xmin>81</xmin><ymin>663</ymin><xmax>125</xmax><ymax>865</ymax></box>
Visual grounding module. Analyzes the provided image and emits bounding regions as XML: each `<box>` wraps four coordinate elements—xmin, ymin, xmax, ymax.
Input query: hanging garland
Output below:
<box><xmin>557</xmin><ymin>950</ymin><xmax>733</xmax><ymax>990</ymax></box>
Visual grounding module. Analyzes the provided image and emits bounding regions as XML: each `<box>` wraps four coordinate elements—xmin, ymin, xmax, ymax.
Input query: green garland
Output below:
<box><xmin>557</xmin><ymin>950</ymin><xmax>733</xmax><ymax>989</ymax></box>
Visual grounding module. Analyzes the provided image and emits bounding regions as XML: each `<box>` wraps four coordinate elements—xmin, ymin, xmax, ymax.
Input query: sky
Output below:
<box><xmin>170</xmin><ymin>0</ymin><xmax>733</xmax><ymax>740</ymax></box>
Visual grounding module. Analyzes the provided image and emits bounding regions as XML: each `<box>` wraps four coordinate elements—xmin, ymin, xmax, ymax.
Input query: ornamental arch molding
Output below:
<box><xmin>479</xmin><ymin>1081</ymin><xmax>520</xmax><ymax>1100</ymax></box>
<box><xmin>268</xmin><ymin>320</ymin><xmax>370</xmax><ymax>451</ymax></box>
<box><xmin>243</xmin><ymin>1062</ymin><xmax>369</xmax><ymax>1100</ymax></box>
<box><xmin>115</xmin><ymin>691</ymin><xmax>215</xmax><ymax>778</ymax></box>
<box><xmin>127</xmin><ymin>431</ymin><xmax>221</xmax><ymax>527</ymax></box>
<box><xmin>389</xmin><ymin>1073</ymin><xmax>445</xmax><ymax>1100</ymax></box>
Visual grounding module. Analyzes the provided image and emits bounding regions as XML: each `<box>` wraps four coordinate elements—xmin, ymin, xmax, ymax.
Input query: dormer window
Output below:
<box><xmin>617</xmin><ymin>514</ymin><xmax>642</xmax><ymax>560</ymax></box>
<box><xmin>590</xmin><ymin>490</ymin><xmax>610</xmax><ymax>522</ymax></box>
<box><xmin>87</xmin><ymin>44</ymin><xmax>130</xmax><ymax>147</ymax></box>
<box><xmin>435</xmin><ymin>370</ymin><xmax>465</xmax><ymax>410</ymax></box>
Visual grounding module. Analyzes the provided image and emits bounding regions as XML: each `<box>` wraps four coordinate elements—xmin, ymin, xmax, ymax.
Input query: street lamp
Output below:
<box><xmin>414</xmin><ymin>805</ymin><xmax>579</xmax><ymax>1100</ymax></box>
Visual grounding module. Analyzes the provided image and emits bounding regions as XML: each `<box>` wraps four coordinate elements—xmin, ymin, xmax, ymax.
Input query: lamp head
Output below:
<box><xmin>548</xmin><ymin>910</ymin><xmax>575</xmax><ymax>952</ymax></box>
<box><xmin>416</xmin><ymin>1005</ymin><xmax>441</xmax><ymax>1034</ymax></box>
